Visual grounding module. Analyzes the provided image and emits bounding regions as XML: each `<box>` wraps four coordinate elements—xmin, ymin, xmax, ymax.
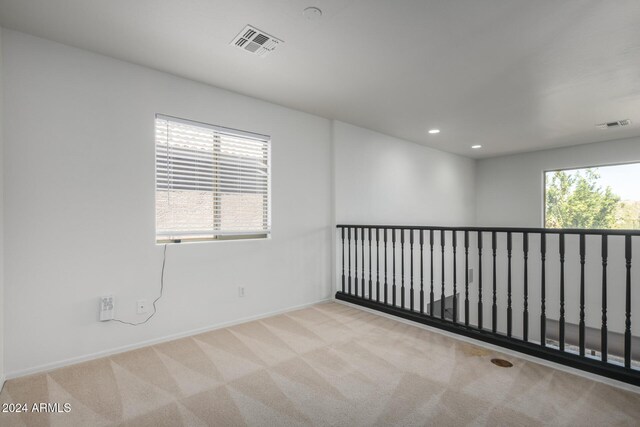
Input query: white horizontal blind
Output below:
<box><xmin>155</xmin><ymin>115</ymin><xmax>271</xmax><ymax>242</ymax></box>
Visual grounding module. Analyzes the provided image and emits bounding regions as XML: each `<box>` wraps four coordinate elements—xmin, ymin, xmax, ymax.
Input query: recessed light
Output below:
<box><xmin>428</xmin><ymin>129</ymin><xmax>440</xmax><ymax>134</ymax></box>
<box><xmin>471</xmin><ymin>145</ymin><xmax>482</xmax><ymax>149</ymax></box>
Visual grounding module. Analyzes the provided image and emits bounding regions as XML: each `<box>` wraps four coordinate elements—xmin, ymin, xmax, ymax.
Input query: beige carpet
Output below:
<box><xmin>1</xmin><ymin>302</ymin><xmax>639</xmax><ymax>426</ymax></box>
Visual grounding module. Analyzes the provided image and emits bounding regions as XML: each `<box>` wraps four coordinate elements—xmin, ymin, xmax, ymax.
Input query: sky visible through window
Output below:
<box><xmin>545</xmin><ymin>162</ymin><xmax>640</xmax><ymax>230</ymax></box>
<box><xmin>596</xmin><ymin>163</ymin><xmax>640</xmax><ymax>200</ymax></box>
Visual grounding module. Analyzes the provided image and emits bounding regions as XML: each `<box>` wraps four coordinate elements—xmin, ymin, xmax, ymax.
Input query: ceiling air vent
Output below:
<box><xmin>596</xmin><ymin>119</ymin><xmax>632</xmax><ymax>129</ymax></box>
<box><xmin>231</xmin><ymin>25</ymin><xmax>283</xmax><ymax>57</ymax></box>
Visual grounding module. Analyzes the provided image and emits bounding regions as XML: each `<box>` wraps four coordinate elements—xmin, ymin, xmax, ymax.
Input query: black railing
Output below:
<box><xmin>336</xmin><ymin>224</ymin><xmax>640</xmax><ymax>386</ymax></box>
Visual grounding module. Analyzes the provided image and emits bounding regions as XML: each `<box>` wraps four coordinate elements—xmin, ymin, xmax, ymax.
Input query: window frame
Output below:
<box><xmin>154</xmin><ymin>114</ymin><xmax>272</xmax><ymax>244</ymax></box>
<box><xmin>542</xmin><ymin>160</ymin><xmax>640</xmax><ymax>230</ymax></box>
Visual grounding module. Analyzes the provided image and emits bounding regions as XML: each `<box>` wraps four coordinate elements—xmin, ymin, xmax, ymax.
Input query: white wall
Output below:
<box><xmin>334</xmin><ymin>121</ymin><xmax>476</xmax><ymax>226</ymax></box>
<box><xmin>2</xmin><ymin>30</ymin><xmax>333</xmax><ymax>377</ymax></box>
<box><xmin>475</xmin><ymin>139</ymin><xmax>640</xmax><ymax>351</ymax></box>
<box><xmin>332</xmin><ymin>121</ymin><xmax>476</xmax><ymax>307</ymax></box>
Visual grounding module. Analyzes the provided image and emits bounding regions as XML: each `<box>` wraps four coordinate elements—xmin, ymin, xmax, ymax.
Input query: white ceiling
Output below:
<box><xmin>1</xmin><ymin>0</ymin><xmax>640</xmax><ymax>158</ymax></box>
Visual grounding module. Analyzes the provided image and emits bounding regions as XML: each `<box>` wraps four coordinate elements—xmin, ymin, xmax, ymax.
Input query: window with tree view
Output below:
<box><xmin>544</xmin><ymin>163</ymin><xmax>640</xmax><ymax>230</ymax></box>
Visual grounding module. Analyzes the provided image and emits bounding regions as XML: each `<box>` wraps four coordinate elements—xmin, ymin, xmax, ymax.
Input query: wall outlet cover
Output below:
<box><xmin>100</xmin><ymin>295</ymin><xmax>114</xmax><ymax>321</ymax></box>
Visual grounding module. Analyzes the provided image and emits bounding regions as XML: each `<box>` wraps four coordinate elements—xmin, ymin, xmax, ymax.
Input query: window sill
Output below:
<box><xmin>156</xmin><ymin>234</ymin><xmax>270</xmax><ymax>245</ymax></box>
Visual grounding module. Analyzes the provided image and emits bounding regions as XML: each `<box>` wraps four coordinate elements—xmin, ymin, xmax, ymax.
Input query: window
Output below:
<box><xmin>155</xmin><ymin>115</ymin><xmax>271</xmax><ymax>243</ymax></box>
<box><xmin>544</xmin><ymin>162</ymin><xmax>640</xmax><ymax>230</ymax></box>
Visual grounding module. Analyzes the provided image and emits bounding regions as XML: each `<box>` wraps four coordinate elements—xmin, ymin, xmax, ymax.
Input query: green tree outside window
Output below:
<box><xmin>545</xmin><ymin>168</ymin><xmax>640</xmax><ymax>229</ymax></box>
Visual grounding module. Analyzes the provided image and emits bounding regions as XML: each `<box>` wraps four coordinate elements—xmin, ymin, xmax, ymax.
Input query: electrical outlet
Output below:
<box><xmin>238</xmin><ymin>287</ymin><xmax>245</xmax><ymax>297</ymax></box>
<box><xmin>468</xmin><ymin>268</ymin><xmax>474</xmax><ymax>283</ymax></box>
<box><xmin>100</xmin><ymin>295</ymin><xmax>114</xmax><ymax>321</ymax></box>
<box><xmin>137</xmin><ymin>299</ymin><xmax>148</xmax><ymax>314</ymax></box>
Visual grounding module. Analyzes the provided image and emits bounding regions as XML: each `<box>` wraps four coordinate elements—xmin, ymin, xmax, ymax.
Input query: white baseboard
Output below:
<box><xmin>335</xmin><ymin>299</ymin><xmax>640</xmax><ymax>395</ymax></box>
<box><xmin>5</xmin><ymin>298</ymin><xmax>331</xmax><ymax>381</ymax></box>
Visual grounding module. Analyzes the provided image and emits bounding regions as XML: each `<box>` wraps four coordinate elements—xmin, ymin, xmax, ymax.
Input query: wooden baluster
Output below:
<box><xmin>354</xmin><ymin>227</ymin><xmax>359</xmax><ymax>297</ymax></box>
<box><xmin>392</xmin><ymin>229</ymin><xmax>396</xmax><ymax>306</ymax></box>
<box><xmin>453</xmin><ymin>231</ymin><xmax>457</xmax><ymax>324</ymax></box>
<box><xmin>430</xmin><ymin>230</ymin><xmax>435</xmax><ymax>316</ymax></box>
<box><xmin>579</xmin><ymin>234</ymin><xmax>586</xmax><ymax>357</ymax></box>
<box><xmin>410</xmin><ymin>229</ymin><xmax>414</xmax><ymax>311</ymax></box>
<box><xmin>376</xmin><ymin>229</ymin><xmax>380</xmax><ymax>303</ymax></box>
<box><xmin>625</xmin><ymin>235</ymin><xmax>632</xmax><ymax>369</ymax></box>
<box><xmin>441</xmin><ymin>230</ymin><xmax>446</xmax><ymax>320</ymax></box>
<box><xmin>465</xmin><ymin>231</ymin><xmax>470</xmax><ymax>327</ymax></box>
<box><xmin>420</xmin><ymin>230</ymin><xmax>425</xmax><ymax>314</ymax></box>
<box><xmin>559</xmin><ymin>233</ymin><xmax>565</xmax><ymax>351</ymax></box>
<box><xmin>541</xmin><ymin>232</ymin><xmax>546</xmax><ymax>347</ymax></box>
<box><xmin>507</xmin><ymin>232</ymin><xmax>512</xmax><ymax>338</ymax></box>
<box><xmin>478</xmin><ymin>232</ymin><xmax>483</xmax><ymax>330</ymax></box>
<box><xmin>601</xmin><ymin>235</ymin><xmax>608</xmax><ymax>362</ymax></box>
<box><xmin>348</xmin><ymin>228</ymin><xmax>352</xmax><ymax>295</ymax></box>
<box><xmin>492</xmin><ymin>231</ymin><xmax>497</xmax><ymax>333</ymax></box>
<box><xmin>368</xmin><ymin>228</ymin><xmax>372</xmax><ymax>300</ymax></box>
<box><xmin>361</xmin><ymin>228</ymin><xmax>366</xmax><ymax>298</ymax></box>
<box><xmin>384</xmin><ymin>229</ymin><xmax>388</xmax><ymax>304</ymax></box>
<box><xmin>341</xmin><ymin>228</ymin><xmax>345</xmax><ymax>293</ymax></box>
<box><xmin>523</xmin><ymin>232</ymin><xmax>529</xmax><ymax>342</ymax></box>
<box><xmin>401</xmin><ymin>229</ymin><xmax>405</xmax><ymax>309</ymax></box>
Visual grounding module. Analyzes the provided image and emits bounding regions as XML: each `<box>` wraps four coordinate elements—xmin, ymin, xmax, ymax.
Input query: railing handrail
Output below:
<box><xmin>336</xmin><ymin>224</ymin><xmax>640</xmax><ymax>236</ymax></box>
